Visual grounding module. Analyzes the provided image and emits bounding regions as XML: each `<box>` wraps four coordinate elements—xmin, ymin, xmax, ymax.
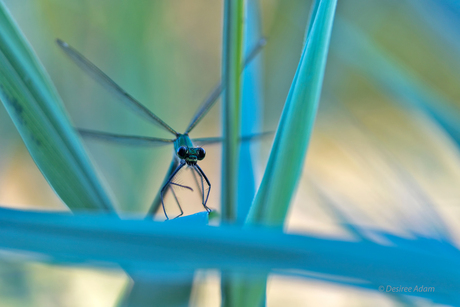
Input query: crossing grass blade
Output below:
<box><xmin>247</xmin><ymin>0</ymin><xmax>337</xmax><ymax>226</ymax></box>
<box><xmin>231</xmin><ymin>0</ymin><xmax>338</xmax><ymax>305</ymax></box>
<box><xmin>0</xmin><ymin>207</ymin><xmax>458</xmax><ymax>305</ymax></box>
<box><xmin>0</xmin><ymin>3</ymin><xmax>114</xmax><ymax>212</ymax></box>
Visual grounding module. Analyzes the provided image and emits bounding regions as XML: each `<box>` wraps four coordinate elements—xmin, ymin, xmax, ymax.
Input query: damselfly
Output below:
<box><xmin>57</xmin><ymin>38</ymin><xmax>265</xmax><ymax>220</ymax></box>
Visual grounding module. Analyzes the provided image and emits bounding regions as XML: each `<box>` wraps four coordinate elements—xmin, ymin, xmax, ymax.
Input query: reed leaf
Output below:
<box><xmin>247</xmin><ymin>0</ymin><xmax>337</xmax><ymax>225</ymax></box>
<box><xmin>237</xmin><ymin>0</ymin><xmax>264</xmax><ymax>224</ymax></box>
<box><xmin>228</xmin><ymin>0</ymin><xmax>338</xmax><ymax>305</ymax></box>
<box><xmin>0</xmin><ymin>207</ymin><xmax>458</xmax><ymax>305</ymax></box>
<box><xmin>221</xmin><ymin>0</ymin><xmax>245</xmax><ymax>222</ymax></box>
<box><xmin>0</xmin><ymin>3</ymin><xmax>114</xmax><ymax>212</ymax></box>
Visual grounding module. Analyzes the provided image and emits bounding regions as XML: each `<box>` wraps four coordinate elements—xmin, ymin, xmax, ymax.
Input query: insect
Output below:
<box><xmin>57</xmin><ymin>38</ymin><xmax>265</xmax><ymax>220</ymax></box>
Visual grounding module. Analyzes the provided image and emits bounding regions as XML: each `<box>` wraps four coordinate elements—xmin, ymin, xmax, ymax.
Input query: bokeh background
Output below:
<box><xmin>0</xmin><ymin>0</ymin><xmax>459</xmax><ymax>306</ymax></box>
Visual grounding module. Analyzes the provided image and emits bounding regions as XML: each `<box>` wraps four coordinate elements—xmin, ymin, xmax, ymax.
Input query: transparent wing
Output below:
<box><xmin>184</xmin><ymin>37</ymin><xmax>267</xmax><ymax>134</ymax></box>
<box><xmin>78</xmin><ymin>129</ymin><xmax>174</xmax><ymax>147</ymax></box>
<box><xmin>191</xmin><ymin>131</ymin><xmax>273</xmax><ymax>146</ymax></box>
<box><xmin>191</xmin><ymin>137</ymin><xmax>222</xmax><ymax>146</ymax></box>
<box><xmin>240</xmin><ymin>131</ymin><xmax>274</xmax><ymax>142</ymax></box>
<box><xmin>56</xmin><ymin>39</ymin><xmax>178</xmax><ymax>136</ymax></box>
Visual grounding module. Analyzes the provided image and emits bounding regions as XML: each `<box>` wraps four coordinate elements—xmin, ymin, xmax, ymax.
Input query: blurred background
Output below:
<box><xmin>0</xmin><ymin>0</ymin><xmax>460</xmax><ymax>306</ymax></box>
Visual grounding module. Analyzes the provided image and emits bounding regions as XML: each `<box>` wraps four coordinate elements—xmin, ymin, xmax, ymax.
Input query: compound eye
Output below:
<box><xmin>177</xmin><ymin>146</ymin><xmax>188</xmax><ymax>159</ymax></box>
<box><xmin>196</xmin><ymin>147</ymin><xmax>206</xmax><ymax>160</ymax></box>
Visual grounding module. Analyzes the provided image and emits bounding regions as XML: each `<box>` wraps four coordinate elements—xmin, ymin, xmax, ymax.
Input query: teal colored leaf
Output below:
<box><xmin>237</xmin><ymin>0</ymin><xmax>264</xmax><ymax>224</ymax></box>
<box><xmin>165</xmin><ymin>211</ymin><xmax>210</xmax><ymax>225</ymax></box>
<box><xmin>227</xmin><ymin>0</ymin><xmax>338</xmax><ymax>305</ymax></box>
<box><xmin>0</xmin><ymin>207</ymin><xmax>459</xmax><ymax>305</ymax></box>
<box><xmin>233</xmin><ymin>1</ymin><xmax>338</xmax><ymax>305</ymax></box>
<box><xmin>247</xmin><ymin>0</ymin><xmax>337</xmax><ymax>226</ymax></box>
<box><xmin>0</xmin><ymin>3</ymin><xmax>114</xmax><ymax>212</ymax></box>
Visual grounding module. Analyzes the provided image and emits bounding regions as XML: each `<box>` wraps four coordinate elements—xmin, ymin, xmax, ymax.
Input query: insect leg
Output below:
<box><xmin>191</xmin><ymin>167</ymin><xmax>204</xmax><ymax>204</ymax></box>
<box><xmin>170</xmin><ymin>182</ymin><xmax>193</xmax><ymax>191</ymax></box>
<box><xmin>169</xmin><ymin>186</ymin><xmax>184</xmax><ymax>219</ymax></box>
<box><xmin>194</xmin><ymin>165</ymin><xmax>211</xmax><ymax>213</ymax></box>
<box><xmin>160</xmin><ymin>161</ymin><xmax>186</xmax><ymax>220</ymax></box>
<box><xmin>146</xmin><ymin>157</ymin><xmax>179</xmax><ymax>218</ymax></box>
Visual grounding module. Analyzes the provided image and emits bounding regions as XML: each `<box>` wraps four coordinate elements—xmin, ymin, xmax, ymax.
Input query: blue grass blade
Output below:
<box><xmin>239</xmin><ymin>1</ymin><xmax>337</xmax><ymax>304</ymax></box>
<box><xmin>247</xmin><ymin>0</ymin><xmax>337</xmax><ymax>226</ymax></box>
<box><xmin>303</xmin><ymin>0</ymin><xmax>322</xmax><ymax>47</ymax></box>
<box><xmin>221</xmin><ymin>0</ymin><xmax>245</xmax><ymax>222</ymax></box>
<box><xmin>165</xmin><ymin>211</ymin><xmax>209</xmax><ymax>225</ymax></box>
<box><xmin>237</xmin><ymin>0</ymin><xmax>263</xmax><ymax>224</ymax></box>
<box><xmin>0</xmin><ymin>207</ymin><xmax>460</xmax><ymax>305</ymax></box>
<box><xmin>0</xmin><ymin>3</ymin><xmax>114</xmax><ymax>212</ymax></box>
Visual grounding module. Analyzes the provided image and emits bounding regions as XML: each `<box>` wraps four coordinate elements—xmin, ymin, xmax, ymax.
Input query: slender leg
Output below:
<box><xmin>191</xmin><ymin>167</ymin><xmax>204</xmax><ymax>204</ymax></box>
<box><xmin>199</xmin><ymin>171</ymin><xmax>204</xmax><ymax>205</ymax></box>
<box><xmin>160</xmin><ymin>162</ymin><xmax>187</xmax><ymax>220</ymax></box>
<box><xmin>170</xmin><ymin>182</ymin><xmax>193</xmax><ymax>191</ymax></box>
<box><xmin>146</xmin><ymin>157</ymin><xmax>179</xmax><ymax>219</ymax></box>
<box><xmin>193</xmin><ymin>166</ymin><xmax>206</xmax><ymax>206</ymax></box>
<box><xmin>195</xmin><ymin>165</ymin><xmax>211</xmax><ymax>213</ymax></box>
<box><xmin>169</xmin><ymin>186</ymin><xmax>184</xmax><ymax>219</ymax></box>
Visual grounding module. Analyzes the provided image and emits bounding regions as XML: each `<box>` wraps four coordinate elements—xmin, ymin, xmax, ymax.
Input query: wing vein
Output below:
<box><xmin>57</xmin><ymin>39</ymin><xmax>178</xmax><ymax>136</ymax></box>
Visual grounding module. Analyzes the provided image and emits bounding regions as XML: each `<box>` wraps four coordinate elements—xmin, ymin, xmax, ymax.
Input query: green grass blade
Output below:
<box><xmin>221</xmin><ymin>1</ymin><xmax>245</xmax><ymax>305</ymax></box>
<box><xmin>221</xmin><ymin>0</ymin><xmax>245</xmax><ymax>222</ymax></box>
<box><xmin>0</xmin><ymin>3</ymin><xmax>114</xmax><ymax>212</ymax></box>
<box><xmin>232</xmin><ymin>1</ymin><xmax>337</xmax><ymax>305</ymax></box>
<box><xmin>120</xmin><ymin>212</ymin><xmax>209</xmax><ymax>307</ymax></box>
<box><xmin>119</xmin><ymin>271</ymin><xmax>194</xmax><ymax>307</ymax></box>
<box><xmin>224</xmin><ymin>1</ymin><xmax>266</xmax><ymax>305</ymax></box>
<box><xmin>247</xmin><ymin>0</ymin><xmax>337</xmax><ymax>226</ymax></box>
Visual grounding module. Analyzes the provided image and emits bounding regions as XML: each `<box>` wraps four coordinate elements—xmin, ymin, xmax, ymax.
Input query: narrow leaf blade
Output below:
<box><xmin>248</xmin><ymin>0</ymin><xmax>338</xmax><ymax>226</ymax></box>
<box><xmin>0</xmin><ymin>3</ymin><xmax>114</xmax><ymax>212</ymax></box>
<box><xmin>221</xmin><ymin>0</ymin><xmax>245</xmax><ymax>222</ymax></box>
